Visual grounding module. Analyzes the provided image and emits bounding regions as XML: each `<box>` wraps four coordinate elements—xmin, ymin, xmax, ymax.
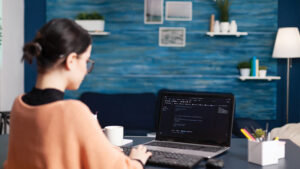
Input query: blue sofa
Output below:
<box><xmin>80</xmin><ymin>90</ymin><xmax>254</xmax><ymax>138</ymax></box>
<box><xmin>79</xmin><ymin>92</ymin><xmax>159</xmax><ymax>136</ymax></box>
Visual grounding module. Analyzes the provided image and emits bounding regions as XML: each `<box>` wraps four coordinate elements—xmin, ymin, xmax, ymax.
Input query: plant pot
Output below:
<box><xmin>220</xmin><ymin>22</ymin><xmax>230</xmax><ymax>33</ymax></box>
<box><xmin>75</xmin><ymin>20</ymin><xmax>105</xmax><ymax>32</ymax></box>
<box><xmin>240</xmin><ymin>68</ymin><xmax>250</xmax><ymax>76</ymax></box>
<box><xmin>259</xmin><ymin>70</ymin><xmax>267</xmax><ymax>77</ymax></box>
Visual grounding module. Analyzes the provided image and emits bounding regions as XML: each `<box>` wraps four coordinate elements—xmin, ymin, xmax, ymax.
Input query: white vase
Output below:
<box><xmin>214</xmin><ymin>20</ymin><xmax>220</xmax><ymax>33</ymax></box>
<box><xmin>259</xmin><ymin>70</ymin><xmax>267</xmax><ymax>77</ymax></box>
<box><xmin>220</xmin><ymin>22</ymin><xmax>230</xmax><ymax>33</ymax></box>
<box><xmin>240</xmin><ymin>68</ymin><xmax>250</xmax><ymax>76</ymax></box>
<box><xmin>75</xmin><ymin>20</ymin><xmax>105</xmax><ymax>32</ymax></box>
<box><xmin>230</xmin><ymin>20</ymin><xmax>238</xmax><ymax>33</ymax></box>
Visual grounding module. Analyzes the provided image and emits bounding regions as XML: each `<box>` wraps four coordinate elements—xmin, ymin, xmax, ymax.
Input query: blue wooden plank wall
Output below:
<box><xmin>47</xmin><ymin>0</ymin><xmax>278</xmax><ymax>120</ymax></box>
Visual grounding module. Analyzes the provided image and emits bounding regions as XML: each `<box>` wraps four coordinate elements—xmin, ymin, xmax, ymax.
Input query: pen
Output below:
<box><xmin>267</xmin><ymin>132</ymin><xmax>271</xmax><ymax>141</ymax></box>
<box><xmin>250</xmin><ymin>126</ymin><xmax>257</xmax><ymax>138</ymax></box>
<box><xmin>240</xmin><ymin>128</ymin><xmax>255</xmax><ymax>141</ymax></box>
<box><xmin>243</xmin><ymin>128</ymin><xmax>256</xmax><ymax>141</ymax></box>
<box><xmin>250</xmin><ymin>126</ymin><xmax>256</xmax><ymax>134</ymax></box>
<box><xmin>265</xmin><ymin>123</ymin><xmax>269</xmax><ymax>140</ymax></box>
<box><xmin>240</xmin><ymin>129</ymin><xmax>252</xmax><ymax>140</ymax></box>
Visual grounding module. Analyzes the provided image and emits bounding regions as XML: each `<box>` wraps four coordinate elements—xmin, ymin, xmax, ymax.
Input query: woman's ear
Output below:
<box><xmin>65</xmin><ymin>52</ymin><xmax>78</xmax><ymax>71</ymax></box>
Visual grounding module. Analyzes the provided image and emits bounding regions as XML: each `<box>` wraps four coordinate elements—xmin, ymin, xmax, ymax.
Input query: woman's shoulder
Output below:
<box><xmin>60</xmin><ymin>99</ymin><xmax>91</xmax><ymax>113</ymax></box>
<box><xmin>14</xmin><ymin>95</ymin><xmax>90</xmax><ymax>112</ymax></box>
<box><xmin>63</xmin><ymin>99</ymin><xmax>88</xmax><ymax>107</ymax></box>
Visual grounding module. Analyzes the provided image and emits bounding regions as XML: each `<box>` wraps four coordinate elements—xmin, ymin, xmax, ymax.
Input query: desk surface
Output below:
<box><xmin>1</xmin><ymin>135</ymin><xmax>300</xmax><ymax>169</ymax></box>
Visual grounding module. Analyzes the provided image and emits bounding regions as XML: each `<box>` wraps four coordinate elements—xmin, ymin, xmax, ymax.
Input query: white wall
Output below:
<box><xmin>0</xmin><ymin>0</ymin><xmax>24</xmax><ymax>111</ymax></box>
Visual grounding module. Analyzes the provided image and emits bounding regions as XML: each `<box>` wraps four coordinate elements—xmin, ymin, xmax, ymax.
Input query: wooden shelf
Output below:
<box><xmin>238</xmin><ymin>76</ymin><xmax>281</xmax><ymax>81</ymax></box>
<box><xmin>88</xmin><ymin>31</ymin><xmax>110</xmax><ymax>35</ymax></box>
<box><xmin>206</xmin><ymin>32</ymin><xmax>248</xmax><ymax>37</ymax></box>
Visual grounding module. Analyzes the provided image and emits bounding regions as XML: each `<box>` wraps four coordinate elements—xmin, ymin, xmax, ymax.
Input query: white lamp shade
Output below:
<box><xmin>272</xmin><ymin>27</ymin><xmax>300</xmax><ymax>58</ymax></box>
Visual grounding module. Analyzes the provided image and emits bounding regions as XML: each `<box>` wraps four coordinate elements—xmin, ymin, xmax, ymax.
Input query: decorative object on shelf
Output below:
<box><xmin>159</xmin><ymin>27</ymin><xmax>186</xmax><ymax>47</ymax></box>
<box><xmin>213</xmin><ymin>20</ymin><xmax>220</xmax><ymax>33</ymax></box>
<box><xmin>210</xmin><ymin>14</ymin><xmax>215</xmax><ymax>32</ymax></box>
<box><xmin>216</xmin><ymin>0</ymin><xmax>230</xmax><ymax>33</ymax></box>
<box><xmin>229</xmin><ymin>20</ymin><xmax>237</xmax><ymax>33</ymax></box>
<box><xmin>220</xmin><ymin>22</ymin><xmax>229</xmax><ymax>33</ymax></box>
<box><xmin>144</xmin><ymin>0</ymin><xmax>163</xmax><ymax>24</ymax></box>
<box><xmin>75</xmin><ymin>12</ymin><xmax>105</xmax><ymax>32</ymax></box>
<box><xmin>259</xmin><ymin>66</ymin><xmax>267</xmax><ymax>77</ymax></box>
<box><xmin>272</xmin><ymin>27</ymin><xmax>300</xmax><ymax>123</ymax></box>
<box><xmin>237</xmin><ymin>61</ymin><xmax>251</xmax><ymax>76</ymax></box>
<box><xmin>165</xmin><ymin>1</ymin><xmax>192</xmax><ymax>21</ymax></box>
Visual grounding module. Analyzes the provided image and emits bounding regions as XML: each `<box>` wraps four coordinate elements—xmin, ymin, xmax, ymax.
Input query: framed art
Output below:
<box><xmin>144</xmin><ymin>0</ymin><xmax>163</xmax><ymax>24</ymax></box>
<box><xmin>166</xmin><ymin>1</ymin><xmax>192</xmax><ymax>21</ymax></box>
<box><xmin>159</xmin><ymin>27</ymin><xmax>186</xmax><ymax>47</ymax></box>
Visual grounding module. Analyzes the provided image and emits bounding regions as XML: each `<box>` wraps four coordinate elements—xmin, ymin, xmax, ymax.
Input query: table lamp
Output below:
<box><xmin>272</xmin><ymin>27</ymin><xmax>300</xmax><ymax>123</ymax></box>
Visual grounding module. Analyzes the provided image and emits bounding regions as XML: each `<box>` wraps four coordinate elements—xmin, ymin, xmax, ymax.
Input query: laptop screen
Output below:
<box><xmin>156</xmin><ymin>91</ymin><xmax>235</xmax><ymax>147</ymax></box>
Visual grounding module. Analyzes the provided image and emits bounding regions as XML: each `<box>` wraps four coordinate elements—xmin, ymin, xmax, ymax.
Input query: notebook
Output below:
<box><xmin>143</xmin><ymin>90</ymin><xmax>235</xmax><ymax>158</ymax></box>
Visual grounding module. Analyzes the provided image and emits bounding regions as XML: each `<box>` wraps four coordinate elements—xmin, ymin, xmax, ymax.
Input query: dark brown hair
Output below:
<box><xmin>23</xmin><ymin>18</ymin><xmax>92</xmax><ymax>73</ymax></box>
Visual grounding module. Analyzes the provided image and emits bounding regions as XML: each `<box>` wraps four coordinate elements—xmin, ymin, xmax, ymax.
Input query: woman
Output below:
<box><xmin>4</xmin><ymin>18</ymin><xmax>151</xmax><ymax>169</ymax></box>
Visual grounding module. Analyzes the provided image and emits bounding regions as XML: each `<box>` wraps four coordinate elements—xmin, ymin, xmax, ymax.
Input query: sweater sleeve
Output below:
<box><xmin>3</xmin><ymin>160</ymin><xmax>7</xmax><ymax>169</ymax></box>
<box><xmin>69</xmin><ymin>101</ymin><xmax>143</xmax><ymax>169</ymax></box>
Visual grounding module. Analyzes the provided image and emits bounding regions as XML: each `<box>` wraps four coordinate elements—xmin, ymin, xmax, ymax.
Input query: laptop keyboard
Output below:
<box><xmin>144</xmin><ymin>141</ymin><xmax>223</xmax><ymax>152</ymax></box>
<box><xmin>122</xmin><ymin>147</ymin><xmax>203</xmax><ymax>169</ymax></box>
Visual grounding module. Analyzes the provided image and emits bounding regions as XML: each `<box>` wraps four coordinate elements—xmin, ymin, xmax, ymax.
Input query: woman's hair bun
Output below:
<box><xmin>22</xmin><ymin>42</ymin><xmax>42</xmax><ymax>64</ymax></box>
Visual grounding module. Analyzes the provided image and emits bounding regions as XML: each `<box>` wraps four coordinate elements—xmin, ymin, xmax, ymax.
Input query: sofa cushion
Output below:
<box><xmin>271</xmin><ymin>123</ymin><xmax>300</xmax><ymax>147</ymax></box>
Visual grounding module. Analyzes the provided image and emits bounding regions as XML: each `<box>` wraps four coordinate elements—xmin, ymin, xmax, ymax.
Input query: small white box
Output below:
<box><xmin>275</xmin><ymin>141</ymin><xmax>286</xmax><ymax>159</ymax></box>
<box><xmin>248</xmin><ymin>140</ymin><xmax>279</xmax><ymax>166</ymax></box>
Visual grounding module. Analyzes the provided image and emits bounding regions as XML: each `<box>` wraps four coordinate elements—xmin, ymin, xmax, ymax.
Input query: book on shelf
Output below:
<box><xmin>256</xmin><ymin>59</ymin><xmax>259</xmax><ymax>77</ymax></box>
<box><xmin>251</xmin><ymin>56</ymin><xmax>256</xmax><ymax>76</ymax></box>
<box><xmin>251</xmin><ymin>56</ymin><xmax>260</xmax><ymax>77</ymax></box>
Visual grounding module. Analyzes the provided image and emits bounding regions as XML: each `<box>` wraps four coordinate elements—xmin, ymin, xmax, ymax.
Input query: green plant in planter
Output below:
<box><xmin>237</xmin><ymin>61</ymin><xmax>251</xmax><ymax>69</ymax></box>
<box><xmin>216</xmin><ymin>0</ymin><xmax>230</xmax><ymax>22</ymax></box>
<box><xmin>76</xmin><ymin>12</ymin><xmax>104</xmax><ymax>20</ymax></box>
<box><xmin>259</xmin><ymin>66</ymin><xmax>268</xmax><ymax>70</ymax></box>
<box><xmin>253</xmin><ymin>128</ymin><xmax>265</xmax><ymax>138</ymax></box>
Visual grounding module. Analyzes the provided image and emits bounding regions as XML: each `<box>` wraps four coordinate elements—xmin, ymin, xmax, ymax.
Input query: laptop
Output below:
<box><xmin>143</xmin><ymin>90</ymin><xmax>235</xmax><ymax>158</ymax></box>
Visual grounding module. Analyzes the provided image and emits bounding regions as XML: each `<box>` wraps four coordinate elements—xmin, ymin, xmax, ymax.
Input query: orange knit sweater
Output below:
<box><xmin>4</xmin><ymin>95</ymin><xmax>142</xmax><ymax>169</ymax></box>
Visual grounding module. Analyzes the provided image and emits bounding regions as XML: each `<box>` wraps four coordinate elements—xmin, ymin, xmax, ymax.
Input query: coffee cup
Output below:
<box><xmin>103</xmin><ymin>126</ymin><xmax>124</xmax><ymax>146</ymax></box>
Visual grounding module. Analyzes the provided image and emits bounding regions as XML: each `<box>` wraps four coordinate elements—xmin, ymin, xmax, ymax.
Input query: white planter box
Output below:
<box><xmin>220</xmin><ymin>22</ymin><xmax>230</xmax><ymax>33</ymax></box>
<box><xmin>75</xmin><ymin>20</ymin><xmax>105</xmax><ymax>32</ymax></box>
<box><xmin>248</xmin><ymin>140</ymin><xmax>285</xmax><ymax>166</ymax></box>
<box><xmin>240</xmin><ymin>68</ymin><xmax>250</xmax><ymax>76</ymax></box>
<box><xmin>248</xmin><ymin>140</ymin><xmax>279</xmax><ymax>166</ymax></box>
<box><xmin>259</xmin><ymin>70</ymin><xmax>267</xmax><ymax>77</ymax></box>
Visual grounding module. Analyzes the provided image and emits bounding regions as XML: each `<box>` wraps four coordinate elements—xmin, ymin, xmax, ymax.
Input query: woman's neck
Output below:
<box><xmin>35</xmin><ymin>71</ymin><xmax>67</xmax><ymax>92</ymax></box>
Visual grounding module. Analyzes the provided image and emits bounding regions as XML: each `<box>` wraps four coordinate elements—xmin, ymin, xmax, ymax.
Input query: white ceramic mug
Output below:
<box><xmin>103</xmin><ymin>126</ymin><xmax>124</xmax><ymax>146</ymax></box>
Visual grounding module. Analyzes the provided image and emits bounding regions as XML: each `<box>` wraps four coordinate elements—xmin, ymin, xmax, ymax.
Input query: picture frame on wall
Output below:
<box><xmin>144</xmin><ymin>0</ymin><xmax>163</xmax><ymax>24</ymax></box>
<box><xmin>159</xmin><ymin>27</ymin><xmax>186</xmax><ymax>47</ymax></box>
<box><xmin>166</xmin><ymin>1</ymin><xmax>192</xmax><ymax>21</ymax></box>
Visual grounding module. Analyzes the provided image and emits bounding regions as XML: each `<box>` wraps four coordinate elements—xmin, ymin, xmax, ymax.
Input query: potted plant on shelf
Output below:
<box><xmin>75</xmin><ymin>12</ymin><xmax>105</xmax><ymax>32</ymax></box>
<box><xmin>237</xmin><ymin>61</ymin><xmax>251</xmax><ymax>76</ymax></box>
<box><xmin>259</xmin><ymin>66</ymin><xmax>267</xmax><ymax>77</ymax></box>
<box><xmin>216</xmin><ymin>0</ymin><xmax>230</xmax><ymax>33</ymax></box>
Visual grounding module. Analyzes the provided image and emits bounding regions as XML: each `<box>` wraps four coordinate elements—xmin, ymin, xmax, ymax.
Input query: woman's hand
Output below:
<box><xmin>114</xmin><ymin>146</ymin><xmax>123</xmax><ymax>152</ymax></box>
<box><xmin>129</xmin><ymin>145</ymin><xmax>152</xmax><ymax>165</ymax></box>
